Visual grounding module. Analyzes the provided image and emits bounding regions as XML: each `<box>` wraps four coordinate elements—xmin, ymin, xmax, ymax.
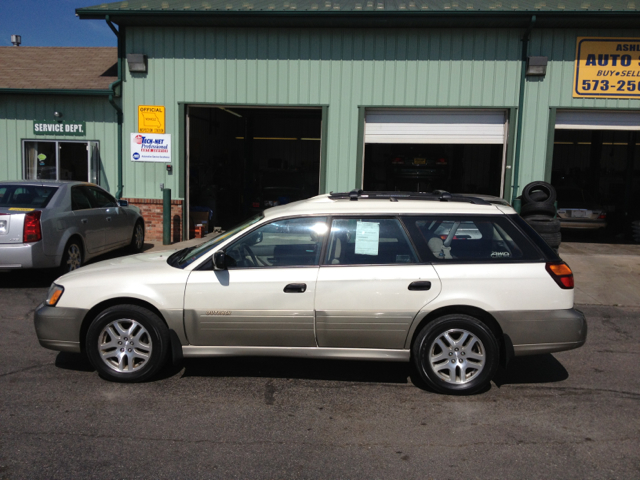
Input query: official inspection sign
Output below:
<box><xmin>138</xmin><ymin>105</ymin><xmax>165</xmax><ymax>133</ymax></box>
<box><xmin>573</xmin><ymin>38</ymin><xmax>640</xmax><ymax>99</ymax></box>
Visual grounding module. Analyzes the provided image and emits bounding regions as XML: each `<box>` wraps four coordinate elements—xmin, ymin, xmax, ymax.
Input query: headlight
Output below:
<box><xmin>45</xmin><ymin>284</ymin><xmax>64</xmax><ymax>306</ymax></box>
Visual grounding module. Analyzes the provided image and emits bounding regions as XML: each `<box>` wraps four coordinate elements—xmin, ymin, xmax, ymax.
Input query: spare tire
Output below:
<box><xmin>528</xmin><ymin>219</ymin><xmax>561</xmax><ymax>234</ymax></box>
<box><xmin>522</xmin><ymin>181</ymin><xmax>557</xmax><ymax>205</ymax></box>
<box><xmin>521</xmin><ymin>201</ymin><xmax>556</xmax><ymax>217</ymax></box>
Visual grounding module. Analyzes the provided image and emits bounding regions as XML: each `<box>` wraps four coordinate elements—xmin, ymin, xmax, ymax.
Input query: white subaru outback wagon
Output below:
<box><xmin>35</xmin><ymin>191</ymin><xmax>586</xmax><ymax>395</ymax></box>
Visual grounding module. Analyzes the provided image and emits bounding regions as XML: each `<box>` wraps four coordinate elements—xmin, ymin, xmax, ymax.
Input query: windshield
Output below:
<box><xmin>171</xmin><ymin>214</ymin><xmax>264</xmax><ymax>268</ymax></box>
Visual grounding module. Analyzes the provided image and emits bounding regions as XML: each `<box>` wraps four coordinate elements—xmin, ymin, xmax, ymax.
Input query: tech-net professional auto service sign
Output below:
<box><xmin>131</xmin><ymin>133</ymin><xmax>171</xmax><ymax>162</ymax></box>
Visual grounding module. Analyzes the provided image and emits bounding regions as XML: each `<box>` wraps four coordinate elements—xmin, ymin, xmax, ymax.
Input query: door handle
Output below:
<box><xmin>106</xmin><ymin>217</ymin><xmax>112</xmax><ymax>222</ymax></box>
<box><xmin>81</xmin><ymin>219</ymin><xmax>88</xmax><ymax>224</ymax></box>
<box><xmin>284</xmin><ymin>283</ymin><xmax>307</xmax><ymax>293</ymax></box>
<box><xmin>408</xmin><ymin>281</ymin><xmax>431</xmax><ymax>291</ymax></box>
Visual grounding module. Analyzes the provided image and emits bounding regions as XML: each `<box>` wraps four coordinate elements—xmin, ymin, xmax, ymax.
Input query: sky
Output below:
<box><xmin>0</xmin><ymin>0</ymin><xmax>116</xmax><ymax>47</ymax></box>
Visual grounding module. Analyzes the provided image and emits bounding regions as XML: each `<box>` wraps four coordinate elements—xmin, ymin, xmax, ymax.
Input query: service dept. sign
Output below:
<box><xmin>574</xmin><ymin>37</ymin><xmax>640</xmax><ymax>98</ymax></box>
<box><xmin>34</xmin><ymin>120</ymin><xmax>86</xmax><ymax>136</ymax></box>
<box><xmin>130</xmin><ymin>133</ymin><xmax>171</xmax><ymax>163</ymax></box>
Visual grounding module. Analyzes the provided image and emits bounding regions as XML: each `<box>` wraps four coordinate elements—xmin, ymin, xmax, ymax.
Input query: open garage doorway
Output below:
<box><xmin>362</xmin><ymin>109</ymin><xmax>508</xmax><ymax>197</ymax></box>
<box><xmin>187</xmin><ymin>106</ymin><xmax>322</xmax><ymax>235</ymax></box>
<box><xmin>552</xmin><ymin>110</ymin><xmax>640</xmax><ymax>243</ymax></box>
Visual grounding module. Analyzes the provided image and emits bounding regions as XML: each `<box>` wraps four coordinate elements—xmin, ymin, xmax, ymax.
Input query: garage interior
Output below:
<box><xmin>552</xmin><ymin>128</ymin><xmax>639</xmax><ymax>241</ymax></box>
<box><xmin>187</xmin><ymin>107</ymin><xmax>322</xmax><ymax>234</ymax></box>
<box><xmin>362</xmin><ymin>109</ymin><xmax>507</xmax><ymax>197</ymax></box>
<box><xmin>363</xmin><ymin>143</ymin><xmax>504</xmax><ymax>195</ymax></box>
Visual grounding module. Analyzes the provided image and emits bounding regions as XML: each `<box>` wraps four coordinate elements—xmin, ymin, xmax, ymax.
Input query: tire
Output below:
<box><xmin>520</xmin><ymin>201</ymin><xmax>556</xmax><ymax>217</ymax></box>
<box><xmin>129</xmin><ymin>221</ymin><xmax>145</xmax><ymax>253</ymax></box>
<box><xmin>522</xmin><ymin>181</ymin><xmax>556</xmax><ymax>205</ymax></box>
<box><xmin>59</xmin><ymin>238</ymin><xmax>84</xmax><ymax>275</ymax></box>
<box><xmin>527</xmin><ymin>218</ymin><xmax>561</xmax><ymax>234</ymax></box>
<box><xmin>539</xmin><ymin>231</ymin><xmax>562</xmax><ymax>248</ymax></box>
<box><xmin>412</xmin><ymin>314</ymin><xmax>499</xmax><ymax>395</ymax></box>
<box><xmin>86</xmin><ymin>304</ymin><xmax>170</xmax><ymax>383</ymax></box>
<box><xmin>521</xmin><ymin>214</ymin><xmax>556</xmax><ymax>222</ymax></box>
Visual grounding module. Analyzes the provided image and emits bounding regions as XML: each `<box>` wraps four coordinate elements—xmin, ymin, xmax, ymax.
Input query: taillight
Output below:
<box><xmin>23</xmin><ymin>210</ymin><xmax>42</xmax><ymax>243</ymax></box>
<box><xmin>546</xmin><ymin>262</ymin><xmax>574</xmax><ymax>289</ymax></box>
<box><xmin>598</xmin><ymin>213</ymin><xmax>606</xmax><ymax>219</ymax></box>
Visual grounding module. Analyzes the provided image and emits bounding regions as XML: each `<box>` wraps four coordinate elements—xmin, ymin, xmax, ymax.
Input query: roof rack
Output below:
<box><xmin>328</xmin><ymin>190</ymin><xmax>491</xmax><ymax>205</ymax></box>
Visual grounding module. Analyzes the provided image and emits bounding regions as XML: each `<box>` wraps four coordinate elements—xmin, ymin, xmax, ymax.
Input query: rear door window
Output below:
<box><xmin>325</xmin><ymin>218</ymin><xmax>418</xmax><ymax>265</ymax></box>
<box><xmin>71</xmin><ymin>186</ymin><xmax>93</xmax><ymax>211</ymax></box>
<box><xmin>401</xmin><ymin>215</ymin><xmax>541</xmax><ymax>262</ymax></box>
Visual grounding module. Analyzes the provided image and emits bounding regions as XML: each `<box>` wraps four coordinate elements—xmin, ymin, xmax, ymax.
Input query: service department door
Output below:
<box><xmin>363</xmin><ymin>109</ymin><xmax>508</xmax><ymax>197</ymax></box>
<box><xmin>315</xmin><ymin>217</ymin><xmax>442</xmax><ymax>349</ymax></box>
<box><xmin>183</xmin><ymin>217</ymin><xmax>328</xmax><ymax>347</ymax></box>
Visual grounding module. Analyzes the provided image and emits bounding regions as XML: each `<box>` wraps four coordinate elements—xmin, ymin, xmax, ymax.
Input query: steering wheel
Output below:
<box><xmin>241</xmin><ymin>244</ymin><xmax>259</xmax><ymax>267</ymax></box>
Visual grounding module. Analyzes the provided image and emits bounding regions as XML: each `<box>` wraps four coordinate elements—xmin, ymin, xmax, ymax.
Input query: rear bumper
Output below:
<box><xmin>494</xmin><ymin>308</ymin><xmax>587</xmax><ymax>356</ymax></box>
<box><xmin>559</xmin><ymin>219</ymin><xmax>606</xmax><ymax>230</ymax></box>
<box><xmin>0</xmin><ymin>242</ymin><xmax>58</xmax><ymax>269</ymax></box>
<box><xmin>33</xmin><ymin>303</ymin><xmax>88</xmax><ymax>353</ymax></box>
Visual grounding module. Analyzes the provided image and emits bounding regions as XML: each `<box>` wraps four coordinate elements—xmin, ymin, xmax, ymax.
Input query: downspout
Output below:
<box><xmin>512</xmin><ymin>15</ymin><xmax>536</xmax><ymax>202</ymax></box>
<box><xmin>106</xmin><ymin>15</ymin><xmax>124</xmax><ymax>200</ymax></box>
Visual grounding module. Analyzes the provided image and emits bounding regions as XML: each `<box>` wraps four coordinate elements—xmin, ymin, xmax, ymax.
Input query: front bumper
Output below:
<box><xmin>0</xmin><ymin>242</ymin><xmax>58</xmax><ymax>269</ymax></box>
<box><xmin>33</xmin><ymin>303</ymin><xmax>88</xmax><ymax>353</ymax></box>
<box><xmin>494</xmin><ymin>308</ymin><xmax>587</xmax><ymax>356</ymax></box>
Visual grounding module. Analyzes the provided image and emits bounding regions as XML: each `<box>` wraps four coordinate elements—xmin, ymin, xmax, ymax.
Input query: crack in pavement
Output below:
<box><xmin>0</xmin><ymin>362</ymin><xmax>55</xmax><ymax>378</ymax></box>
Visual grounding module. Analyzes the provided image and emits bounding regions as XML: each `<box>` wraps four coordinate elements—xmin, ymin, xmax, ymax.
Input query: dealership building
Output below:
<box><xmin>1</xmin><ymin>0</ymin><xmax>639</xmax><ymax>241</ymax></box>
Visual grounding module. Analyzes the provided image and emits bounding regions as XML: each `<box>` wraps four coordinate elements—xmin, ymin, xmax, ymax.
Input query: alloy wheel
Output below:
<box><xmin>97</xmin><ymin>319</ymin><xmax>153</xmax><ymax>373</ymax></box>
<box><xmin>428</xmin><ymin>328</ymin><xmax>486</xmax><ymax>384</ymax></box>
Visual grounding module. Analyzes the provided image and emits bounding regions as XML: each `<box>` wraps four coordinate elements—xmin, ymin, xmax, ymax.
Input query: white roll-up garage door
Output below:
<box><xmin>555</xmin><ymin>110</ymin><xmax>640</xmax><ymax>130</ymax></box>
<box><xmin>364</xmin><ymin>109</ymin><xmax>506</xmax><ymax>144</ymax></box>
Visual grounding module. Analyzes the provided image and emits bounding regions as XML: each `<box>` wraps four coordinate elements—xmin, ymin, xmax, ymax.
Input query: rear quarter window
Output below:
<box><xmin>401</xmin><ymin>215</ymin><xmax>543</xmax><ymax>263</ymax></box>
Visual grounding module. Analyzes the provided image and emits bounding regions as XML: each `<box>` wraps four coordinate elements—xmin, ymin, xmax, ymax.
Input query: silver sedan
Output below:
<box><xmin>0</xmin><ymin>180</ymin><xmax>145</xmax><ymax>273</ymax></box>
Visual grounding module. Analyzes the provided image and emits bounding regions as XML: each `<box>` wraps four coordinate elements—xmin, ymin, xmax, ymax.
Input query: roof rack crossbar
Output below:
<box><xmin>328</xmin><ymin>190</ymin><xmax>490</xmax><ymax>205</ymax></box>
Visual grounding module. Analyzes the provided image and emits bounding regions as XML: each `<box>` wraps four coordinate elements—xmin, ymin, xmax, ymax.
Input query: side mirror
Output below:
<box><xmin>118</xmin><ymin>199</ymin><xmax>129</xmax><ymax>207</ymax></box>
<box><xmin>254</xmin><ymin>231</ymin><xmax>263</xmax><ymax>245</ymax></box>
<box><xmin>213</xmin><ymin>250</ymin><xmax>227</xmax><ymax>270</ymax></box>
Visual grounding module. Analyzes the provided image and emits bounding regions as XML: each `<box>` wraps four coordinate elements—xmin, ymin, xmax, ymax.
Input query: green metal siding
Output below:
<box><xmin>519</xmin><ymin>28</ymin><xmax>640</xmax><ymax>187</ymax></box>
<box><xmin>0</xmin><ymin>94</ymin><xmax>119</xmax><ymax>193</ymax></box>
<box><xmin>123</xmin><ymin>27</ymin><xmax>523</xmax><ymax>198</ymax></box>
<box><xmin>122</xmin><ymin>26</ymin><xmax>640</xmax><ymax>200</ymax></box>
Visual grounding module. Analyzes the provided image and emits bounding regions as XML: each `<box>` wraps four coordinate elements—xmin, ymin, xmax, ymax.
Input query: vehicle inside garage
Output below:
<box><xmin>187</xmin><ymin>107</ymin><xmax>322</xmax><ymax>234</ymax></box>
<box><xmin>552</xmin><ymin>120</ymin><xmax>639</xmax><ymax>242</ymax></box>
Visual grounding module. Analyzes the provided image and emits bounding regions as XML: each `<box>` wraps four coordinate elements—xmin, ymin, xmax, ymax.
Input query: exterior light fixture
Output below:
<box><xmin>54</xmin><ymin>111</ymin><xmax>63</xmax><ymax>121</ymax></box>
<box><xmin>126</xmin><ymin>54</ymin><xmax>148</xmax><ymax>74</ymax></box>
<box><xmin>526</xmin><ymin>56</ymin><xmax>548</xmax><ymax>76</ymax></box>
<box><xmin>11</xmin><ymin>35</ymin><xmax>21</xmax><ymax>46</ymax></box>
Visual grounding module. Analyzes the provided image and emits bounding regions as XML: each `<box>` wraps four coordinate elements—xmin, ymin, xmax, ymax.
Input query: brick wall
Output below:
<box><xmin>123</xmin><ymin>198</ymin><xmax>183</xmax><ymax>243</ymax></box>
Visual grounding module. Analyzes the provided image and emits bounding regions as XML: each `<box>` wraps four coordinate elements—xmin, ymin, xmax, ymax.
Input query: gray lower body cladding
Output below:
<box><xmin>34</xmin><ymin>303</ymin><xmax>87</xmax><ymax>353</ymax></box>
<box><xmin>493</xmin><ymin>308</ymin><xmax>587</xmax><ymax>356</ymax></box>
<box><xmin>35</xmin><ymin>303</ymin><xmax>586</xmax><ymax>360</ymax></box>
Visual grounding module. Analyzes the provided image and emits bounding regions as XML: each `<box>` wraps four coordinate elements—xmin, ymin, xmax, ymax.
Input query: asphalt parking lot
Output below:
<box><xmin>1</xmin><ymin>250</ymin><xmax>639</xmax><ymax>479</ymax></box>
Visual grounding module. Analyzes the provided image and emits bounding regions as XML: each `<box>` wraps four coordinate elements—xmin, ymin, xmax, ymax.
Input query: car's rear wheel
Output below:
<box><xmin>86</xmin><ymin>304</ymin><xmax>169</xmax><ymax>383</ymax></box>
<box><xmin>129</xmin><ymin>221</ymin><xmax>145</xmax><ymax>253</ymax></box>
<box><xmin>59</xmin><ymin>238</ymin><xmax>83</xmax><ymax>274</ymax></box>
<box><xmin>412</xmin><ymin>314</ymin><xmax>499</xmax><ymax>395</ymax></box>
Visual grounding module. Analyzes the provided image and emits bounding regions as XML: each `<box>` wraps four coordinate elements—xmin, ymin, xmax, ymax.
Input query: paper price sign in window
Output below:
<box><xmin>355</xmin><ymin>221</ymin><xmax>380</xmax><ymax>256</ymax></box>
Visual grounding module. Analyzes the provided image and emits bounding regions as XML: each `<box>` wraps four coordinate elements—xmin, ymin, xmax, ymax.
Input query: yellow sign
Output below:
<box><xmin>138</xmin><ymin>105</ymin><xmax>165</xmax><ymax>133</ymax></box>
<box><xmin>573</xmin><ymin>38</ymin><xmax>640</xmax><ymax>99</ymax></box>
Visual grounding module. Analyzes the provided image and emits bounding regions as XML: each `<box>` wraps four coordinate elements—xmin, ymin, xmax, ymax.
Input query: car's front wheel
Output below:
<box><xmin>86</xmin><ymin>304</ymin><xmax>169</xmax><ymax>383</ymax></box>
<box><xmin>412</xmin><ymin>314</ymin><xmax>499</xmax><ymax>395</ymax></box>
